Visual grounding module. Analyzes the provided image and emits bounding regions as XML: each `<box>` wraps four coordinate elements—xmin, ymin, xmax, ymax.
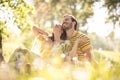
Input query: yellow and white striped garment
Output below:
<box><xmin>69</xmin><ymin>31</ymin><xmax>92</xmax><ymax>61</ymax></box>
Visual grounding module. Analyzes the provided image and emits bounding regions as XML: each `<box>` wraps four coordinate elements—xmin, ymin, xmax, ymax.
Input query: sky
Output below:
<box><xmin>0</xmin><ymin>4</ymin><xmax>21</xmax><ymax>34</ymax></box>
<box><xmin>87</xmin><ymin>1</ymin><xmax>120</xmax><ymax>38</ymax></box>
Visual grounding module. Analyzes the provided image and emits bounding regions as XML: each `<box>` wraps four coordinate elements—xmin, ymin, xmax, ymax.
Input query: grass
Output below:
<box><xmin>0</xmin><ymin>49</ymin><xmax>120</xmax><ymax>80</ymax></box>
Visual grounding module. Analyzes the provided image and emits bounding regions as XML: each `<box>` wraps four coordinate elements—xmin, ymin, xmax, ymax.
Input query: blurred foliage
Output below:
<box><xmin>0</xmin><ymin>0</ymin><xmax>33</xmax><ymax>30</ymax></box>
<box><xmin>0</xmin><ymin>0</ymin><xmax>120</xmax><ymax>79</ymax></box>
<box><xmin>108</xmin><ymin>30</ymin><xmax>115</xmax><ymax>40</ymax></box>
<box><xmin>0</xmin><ymin>49</ymin><xmax>120</xmax><ymax>80</ymax></box>
<box><xmin>116</xmin><ymin>39</ymin><xmax>120</xmax><ymax>52</ymax></box>
<box><xmin>32</xmin><ymin>0</ymin><xmax>97</xmax><ymax>30</ymax></box>
<box><xmin>0</xmin><ymin>0</ymin><xmax>119</xmax><ymax>57</ymax></box>
<box><xmin>88</xmin><ymin>33</ymin><xmax>115</xmax><ymax>51</ymax></box>
<box><xmin>0</xmin><ymin>0</ymin><xmax>34</xmax><ymax>61</ymax></box>
<box><xmin>103</xmin><ymin>0</ymin><xmax>120</xmax><ymax>27</ymax></box>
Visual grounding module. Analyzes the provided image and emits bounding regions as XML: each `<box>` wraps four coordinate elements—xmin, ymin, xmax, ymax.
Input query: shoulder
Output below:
<box><xmin>78</xmin><ymin>32</ymin><xmax>90</xmax><ymax>41</ymax></box>
<box><xmin>77</xmin><ymin>32</ymin><xmax>92</xmax><ymax>50</ymax></box>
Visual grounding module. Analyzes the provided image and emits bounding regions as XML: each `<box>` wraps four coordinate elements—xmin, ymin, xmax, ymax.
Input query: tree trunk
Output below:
<box><xmin>0</xmin><ymin>30</ymin><xmax>4</xmax><ymax>63</ymax></box>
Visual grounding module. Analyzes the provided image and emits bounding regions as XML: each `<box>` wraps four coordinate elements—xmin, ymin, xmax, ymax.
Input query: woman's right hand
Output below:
<box><xmin>53</xmin><ymin>24</ymin><xmax>62</xmax><ymax>35</ymax></box>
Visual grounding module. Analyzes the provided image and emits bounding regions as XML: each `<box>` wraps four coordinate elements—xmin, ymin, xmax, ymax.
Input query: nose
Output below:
<box><xmin>63</xmin><ymin>19</ymin><xmax>67</xmax><ymax>23</ymax></box>
<box><xmin>62</xmin><ymin>18</ymin><xmax>67</xmax><ymax>23</ymax></box>
<box><xmin>62</xmin><ymin>20</ymin><xmax>66</xmax><ymax>25</ymax></box>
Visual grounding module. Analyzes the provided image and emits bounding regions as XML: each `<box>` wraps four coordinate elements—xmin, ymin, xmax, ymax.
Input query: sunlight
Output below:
<box><xmin>0</xmin><ymin>5</ymin><xmax>21</xmax><ymax>34</ymax></box>
<box><xmin>72</xmin><ymin>69</ymin><xmax>90</xmax><ymax>80</ymax></box>
<box><xmin>115</xmin><ymin>27</ymin><xmax>120</xmax><ymax>39</ymax></box>
<box><xmin>24</xmin><ymin>0</ymin><xmax>34</xmax><ymax>6</ymax></box>
<box><xmin>1</xmin><ymin>0</ymin><xmax>120</xmax><ymax>80</ymax></box>
<box><xmin>87</xmin><ymin>1</ymin><xmax>113</xmax><ymax>37</ymax></box>
<box><xmin>30</xmin><ymin>77</ymin><xmax>45</xmax><ymax>80</ymax></box>
<box><xmin>45</xmin><ymin>21</ymin><xmax>51</xmax><ymax>28</ymax></box>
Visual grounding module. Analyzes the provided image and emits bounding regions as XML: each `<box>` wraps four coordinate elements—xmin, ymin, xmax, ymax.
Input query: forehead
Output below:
<box><xmin>63</xmin><ymin>15</ymin><xmax>72</xmax><ymax>20</ymax></box>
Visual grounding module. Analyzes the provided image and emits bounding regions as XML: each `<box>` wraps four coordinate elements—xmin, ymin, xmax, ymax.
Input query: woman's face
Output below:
<box><xmin>53</xmin><ymin>24</ymin><xmax>62</xmax><ymax>36</ymax></box>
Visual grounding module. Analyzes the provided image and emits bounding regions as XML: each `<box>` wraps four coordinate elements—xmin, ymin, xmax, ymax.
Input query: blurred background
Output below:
<box><xmin>0</xmin><ymin>0</ymin><xmax>120</xmax><ymax>80</ymax></box>
<box><xmin>0</xmin><ymin>0</ymin><xmax>120</xmax><ymax>61</ymax></box>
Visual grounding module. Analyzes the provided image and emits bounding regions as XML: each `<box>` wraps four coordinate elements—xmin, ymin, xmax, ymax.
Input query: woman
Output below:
<box><xmin>31</xmin><ymin>25</ymin><xmax>72</xmax><ymax>60</ymax></box>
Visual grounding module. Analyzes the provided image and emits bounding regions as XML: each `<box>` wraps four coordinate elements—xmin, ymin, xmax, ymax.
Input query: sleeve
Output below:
<box><xmin>37</xmin><ymin>34</ymin><xmax>45</xmax><ymax>41</ymax></box>
<box><xmin>79</xmin><ymin>36</ymin><xmax>92</xmax><ymax>52</ymax></box>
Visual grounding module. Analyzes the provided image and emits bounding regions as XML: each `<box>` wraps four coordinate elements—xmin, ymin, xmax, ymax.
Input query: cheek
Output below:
<box><xmin>59</xmin><ymin>30</ymin><xmax>62</xmax><ymax>33</ymax></box>
<box><xmin>53</xmin><ymin>28</ymin><xmax>57</xmax><ymax>32</ymax></box>
<box><xmin>69</xmin><ymin>22</ymin><xmax>72</xmax><ymax>26</ymax></box>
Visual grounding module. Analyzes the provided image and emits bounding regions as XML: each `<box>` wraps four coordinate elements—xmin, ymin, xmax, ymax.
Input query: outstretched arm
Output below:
<box><xmin>32</xmin><ymin>26</ymin><xmax>49</xmax><ymax>37</ymax></box>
